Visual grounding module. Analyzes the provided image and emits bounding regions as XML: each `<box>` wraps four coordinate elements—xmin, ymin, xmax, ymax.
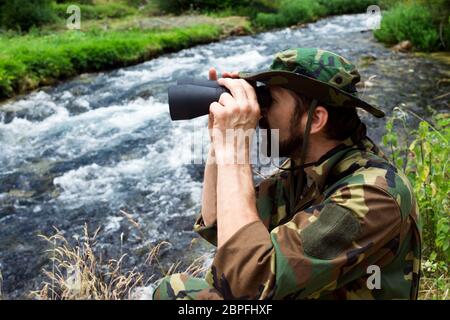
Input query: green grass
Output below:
<box><xmin>0</xmin><ymin>24</ymin><xmax>222</xmax><ymax>99</ymax></box>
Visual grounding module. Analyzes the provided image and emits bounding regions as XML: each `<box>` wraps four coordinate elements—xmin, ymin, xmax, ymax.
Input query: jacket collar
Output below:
<box><xmin>296</xmin><ymin>122</ymin><xmax>384</xmax><ymax>192</ymax></box>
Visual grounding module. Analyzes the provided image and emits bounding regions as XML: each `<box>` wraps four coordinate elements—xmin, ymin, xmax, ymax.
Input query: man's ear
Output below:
<box><xmin>309</xmin><ymin>105</ymin><xmax>328</xmax><ymax>134</ymax></box>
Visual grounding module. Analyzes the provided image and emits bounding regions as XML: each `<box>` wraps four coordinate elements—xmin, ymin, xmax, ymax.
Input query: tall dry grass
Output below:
<box><xmin>31</xmin><ymin>213</ymin><xmax>212</xmax><ymax>300</ymax></box>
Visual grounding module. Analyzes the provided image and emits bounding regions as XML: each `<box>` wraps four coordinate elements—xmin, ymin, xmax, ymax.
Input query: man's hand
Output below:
<box><xmin>207</xmin><ymin>68</ymin><xmax>241</xmax><ymax>142</ymax></box>
<box><xmin>200</xmin><ymin>67</ymin><xmax>241</xmax><ymax>227</ymax></box>
<box><xmin>209</xmin><ymin>78</ymin><xmax>261</xmax><ymax>164</ymax></box>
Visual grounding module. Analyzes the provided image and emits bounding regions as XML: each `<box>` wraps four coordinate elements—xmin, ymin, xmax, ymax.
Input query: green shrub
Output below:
<box><xmin>255</xmin><ymin>0</ymin><xmax>325</xmax><ymax>29</ymax></box>
<box><xmin>279</xmin><ymin>0</ymin><xmax>325</xmax><ymax>24</ymax></box>
<box><xmin>0</xmin><ymin>59</ymin><xmax>27</xmax><ymax>97</ymax></box>
<box><xmin>254</xmin><ymin>12</ymin><xmax>286</xmax><ymax>28</ymax></box>
<box><xmin>374</xmin><ymin>3</ymin><xmax>441</xmax><ymax>51</ymax></box>
<box><xmin>0</xmin><ymin>0</ymin><xmax>57</xmax><ymax>31</ymax></box>
<box><xmin>383</xmin><ymin>109</ymin><xmax>450</xmax><ymax>299</ymax></box>
<box><xmin>382</xmin><ymin>109</ymin><xmax>450</xmax><ymax>262</ymax></box>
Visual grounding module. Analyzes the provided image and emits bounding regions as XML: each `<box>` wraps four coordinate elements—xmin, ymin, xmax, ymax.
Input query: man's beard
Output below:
<box><xmin>259</xmin><ymin>117</ymin><xmax>303</xmax><ymax>158</ymax></box>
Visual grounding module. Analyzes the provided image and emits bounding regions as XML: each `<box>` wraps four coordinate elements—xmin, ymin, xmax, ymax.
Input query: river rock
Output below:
<box><xmin>393</xmin><ymin>40</ymin><xmax>413</xmax><ymax>53</ymax></box>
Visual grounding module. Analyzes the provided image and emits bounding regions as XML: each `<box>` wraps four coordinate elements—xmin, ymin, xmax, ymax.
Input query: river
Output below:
<box><xmin>0</xmin><ymin>13</ymin><xmax>448</xmax><ymax>299</ymax></box>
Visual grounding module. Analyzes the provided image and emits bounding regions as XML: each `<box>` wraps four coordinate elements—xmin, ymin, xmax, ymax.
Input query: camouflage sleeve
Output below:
<box><xmin>208</xmin><ymin>184</ymin><xmax>404</xmax><ymax>299</ymax></box>
<box><xmin>193</xmin><ymin>176</ymin><xmax>279</xmax><ymax>247</ymax></box>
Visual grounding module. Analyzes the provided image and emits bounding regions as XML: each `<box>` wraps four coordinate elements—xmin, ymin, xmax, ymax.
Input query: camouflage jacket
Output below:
<box><xmin>194</xmin><ymin>123</ymin><xmax>421</xmax><ymax>300</ymax></box>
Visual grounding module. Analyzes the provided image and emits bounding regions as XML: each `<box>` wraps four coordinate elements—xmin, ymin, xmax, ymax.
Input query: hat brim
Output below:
<box><xmin>239</xmin><ymin>70</ymin><xmax>385</xmax><ymax>118</ymax></box>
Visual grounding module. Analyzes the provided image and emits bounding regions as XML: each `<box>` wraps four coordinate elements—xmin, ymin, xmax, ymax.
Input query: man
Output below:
<box><xmin>154</xmin><ymin>48</ymin><xmax>421</xmax><ymax>300</ymax></box>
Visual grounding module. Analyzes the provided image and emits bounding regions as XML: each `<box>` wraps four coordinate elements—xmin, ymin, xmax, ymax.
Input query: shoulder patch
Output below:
<box><xmin>300</xmin><ymin>203</ymin><xmax>360</xmax><ymax>260</ymax></box>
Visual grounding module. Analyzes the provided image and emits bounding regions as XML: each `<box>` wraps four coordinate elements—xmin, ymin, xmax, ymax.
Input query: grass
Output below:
<box><xmin>32</xmin><ymin>225</ymin><xmax>147</xmax><ymax>300</ymax></box>
<box><xmin>30</xmin><ymin>222</ymin><xmax>211</xmax><ymax>300</ymax></box>
<box><xmin>0</xmin><ymin>24</ymin><xmax>224</xmax><ymax>99</ymax></box>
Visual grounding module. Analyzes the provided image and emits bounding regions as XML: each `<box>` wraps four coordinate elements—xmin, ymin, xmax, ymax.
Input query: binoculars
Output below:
<box><xmin>168</xmin><ymin>78</ymin><xmax>272</xmax><ymax>121</ymax></box>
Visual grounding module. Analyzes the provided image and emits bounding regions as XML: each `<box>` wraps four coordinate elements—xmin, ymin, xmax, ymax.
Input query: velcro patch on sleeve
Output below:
<box><xmin>300</xmin><ymin>203</ymin><xmax>360</xmax><ymax>260</ymax></box>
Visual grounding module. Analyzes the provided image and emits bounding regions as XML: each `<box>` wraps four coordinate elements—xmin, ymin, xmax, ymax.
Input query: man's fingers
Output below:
<box><xmin>209</xmin><ymin>67</ymin><xmax>218</xmax><ymax>81</ymax></box>
<box><xmin>222</xmin><ymin>71</ymin><xmax>240</xmax><ymax>79</ymax></box>
<box><xmin>218</xmin><ymin>92</ymin><xmax>237</xmax><ymax>109</ymax></box>
<box><xmin>209</xmin><ymin>101</ymin><xmax>226</xmax><ymax>120</ymax></box>
<box><xmin>218</xmin><ymin>78</ymin><xmax>247</xmax><ymax>104</ymax></box>
<box><xmin>239</xmin><ymin>79</ymin><xmax>258</xmax><ymax>105</ymax></box>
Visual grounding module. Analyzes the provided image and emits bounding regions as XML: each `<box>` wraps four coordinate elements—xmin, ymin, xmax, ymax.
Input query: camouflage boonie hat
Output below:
<box><xmin>239</xmin><ymin>48</ymin><xmax>385</xmax><ymax>118</ymax></box>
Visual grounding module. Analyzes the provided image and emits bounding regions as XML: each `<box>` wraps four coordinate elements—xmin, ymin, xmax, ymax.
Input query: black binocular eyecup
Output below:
<box><xmin>168</xmin><ymin>78</ymin><xmax>272</xmax><ymax>121</ymax></box>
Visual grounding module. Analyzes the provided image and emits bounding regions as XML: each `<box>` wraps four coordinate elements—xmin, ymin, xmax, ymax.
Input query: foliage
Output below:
<box><xmin>254</xmin><ymin>0</ymin><xmax>380</xmax><ymax>29</ymax></box>
<box><xmin>382</xmin><ymin>109</ymin><xmax>449</xmax><ymax>262</ymax></box>
<box><xmin>420</xmin><ymin>255</ymin><xmax>449</xmax><ymax>299</ymax></box>
<box><xmin>317</xmin><ymin>0</ymin><xmax>377</xmax><ymax>15</ymax></box>
<box><xmin>31</xmin><ymin>223</ymin><xmax>210</xmax><ymax>299</ymax></box>
<box><xmin>153</xmin><ymin>0</ymin><xmax>277</xmax><ymax>16</ymax></box>
<box><xmin>383</xmin><ymin>109</ymin><xmax>449</xmax><ymax>300</ymax></box>
<box><xmin>31</xmin><ymin>225</ymin><xmax>147</xmax><ymax>299</ymax></box>
<box><xmin>0</xmin><ymin>0</ymin><xmax>57</xmax><ymax>32</ymax></box>
<box><xmin>374</xmin><ymin>2</ymin><xmax>443</xmax><ymax>51</ymax></box>
<box><xmin>254</xmin><ymin>0</ymin><xmax>325</xmax><ymax>28</ymax></box>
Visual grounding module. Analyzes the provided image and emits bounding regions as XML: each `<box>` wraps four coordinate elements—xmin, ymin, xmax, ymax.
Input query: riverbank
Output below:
<box><xmin>1</xmin><ymin>0</ymin><xmax>448</xmax><ymax>102</ymax></box>
<box><xmin>0</xmin><ymin>15</ymin><xmax>251</xmax><ymax>101</ymax></box>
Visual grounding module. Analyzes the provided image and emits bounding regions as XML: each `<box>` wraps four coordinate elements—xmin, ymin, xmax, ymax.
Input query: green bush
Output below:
<box><xmin>382</xmin><ymin>109</ymin><xmax>450</xmax><ymax>262</ymax></box>
<box><xmin>383</xmin><ymin>109</ymin><xmax>450</xmax><ymax>299</ymax></box>
<box><xmin>279</xmin><ymin>0</ymin><xmax>325</xmax><ymax>24</ymax></box>
<box><xmin>0</xmin><ymin>0</ymin><xmax>57</xmax><ymax>31</ymax></box>
<box><xmin>254</xmin><ymin>12</ymin><xmax>286</xmax><ymax>28</ymax></box>
<box><xmin>255</xmin><ymin>0</ymin><xmax>325</xmax><ymax>29</ymax></box>
<box><xmin>374</xmin><ymin>3</ymin><xmax>441</xmax><ymax>51</ymax></box>
<box><xmin>0</xmin><ymin>59</ymin><xmax>27</xmax><ymax>97</ymax></box>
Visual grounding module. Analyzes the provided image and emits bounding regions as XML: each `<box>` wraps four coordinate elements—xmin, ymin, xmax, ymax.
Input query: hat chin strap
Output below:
<box><xmin>289</xmin><ymin>99</ymin><xmax>318</xmax><ymax>215</ymax></box>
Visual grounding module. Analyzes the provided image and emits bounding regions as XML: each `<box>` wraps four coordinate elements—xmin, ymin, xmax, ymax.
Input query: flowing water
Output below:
<box><xmin>0</xmin><ymin>14</ymin><xmax>448</xmax><ymax>298</ymax></box>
